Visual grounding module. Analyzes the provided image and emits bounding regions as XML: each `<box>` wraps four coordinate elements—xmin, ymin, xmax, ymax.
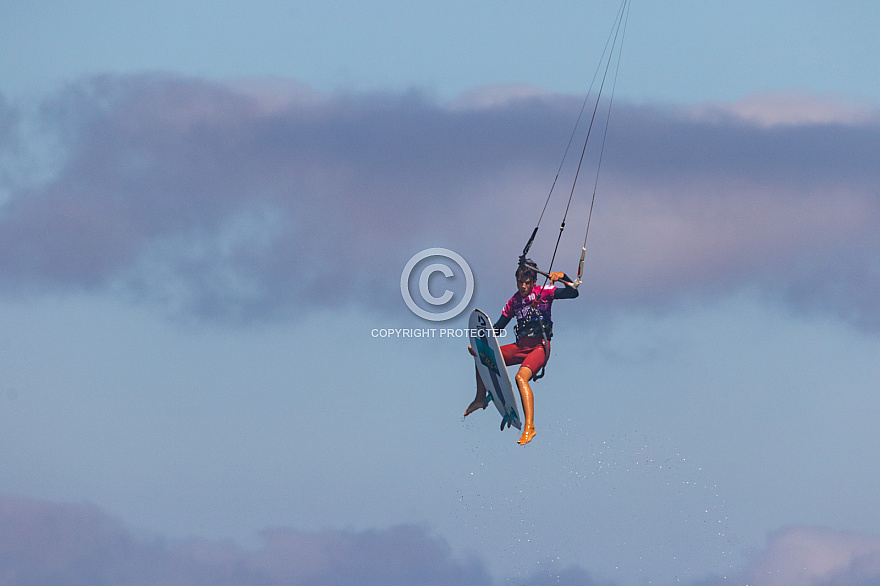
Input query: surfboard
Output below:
<box><xmin>469</xmin><ymin>308</ymin><xmax>522</xmax><ymax>430</ymax></box>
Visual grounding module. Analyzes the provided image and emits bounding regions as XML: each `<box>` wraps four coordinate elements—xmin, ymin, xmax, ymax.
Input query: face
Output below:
<box><xmin>517</xmin><ymin>277</ymin><xmax>535</xmax><ymax>297</ymax></box>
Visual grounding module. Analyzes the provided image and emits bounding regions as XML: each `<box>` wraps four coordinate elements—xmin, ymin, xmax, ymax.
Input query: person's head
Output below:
<box><xmin>516</xmin><ymin>260</ymin><xmax>537</xmax><ymax>297</ymax></box>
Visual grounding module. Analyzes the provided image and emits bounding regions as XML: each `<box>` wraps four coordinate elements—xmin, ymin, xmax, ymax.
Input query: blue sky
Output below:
<box><xmin>1</xmin><ymin>2</ymin><xmax>880</xmax><ymax>585</ymax></box>
<box><xmin>3</xmin><ymin>1</ymin><xmax>880</xmax><ymax>103</ymax></box>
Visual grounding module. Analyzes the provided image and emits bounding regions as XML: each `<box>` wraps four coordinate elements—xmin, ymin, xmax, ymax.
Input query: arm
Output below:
<box><xmin>551</xmin><ymin>273</ymin><xmax>579</xmax><ymax>299</ymax></box>
<box><xmin>494</xmin><ymin>294</ymin><xmax>516</xmax><ymax>333</ymax></box>
<box><xmin>493</xmin><ymin>314</ymin><xmax>511</xmax><ymax>333</ymax></box>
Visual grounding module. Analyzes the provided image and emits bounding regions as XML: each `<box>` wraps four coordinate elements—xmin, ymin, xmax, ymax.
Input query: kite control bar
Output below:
<box><xmin>519</xmin><ymin>243</ymin><xmax>581</xmax><ymax>288</ymax></box>
<box><xmin>532</xmin><ymin>266</ymin><xmax>580</xmax><ymax>290</ymax></box>
<box><xmin>518</xmin><ymin>253</ymin><xmax>580</xmax><ymax>290</ymax></box>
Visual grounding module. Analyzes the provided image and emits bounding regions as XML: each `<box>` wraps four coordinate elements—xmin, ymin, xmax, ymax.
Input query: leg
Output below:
<box><xmin>513</xmin><ymin>339</ymin><xmax>548</xmax><ymax>445</ymax></box>
<box><xmin>515</xmin><ymin>366</ymin><xmax>536</xmax><ymax>445</ymax></box>
<box><xmin>464</xmin><ymin>345</ymin><xmax>488</xmax><ymax>416</ymax></box>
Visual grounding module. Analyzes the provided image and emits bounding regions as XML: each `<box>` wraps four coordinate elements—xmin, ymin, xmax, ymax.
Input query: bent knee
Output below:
<box><xmin>515</xmin><ymin>367</ymin><xmax>532</xmax><ymax>383</ymax></box>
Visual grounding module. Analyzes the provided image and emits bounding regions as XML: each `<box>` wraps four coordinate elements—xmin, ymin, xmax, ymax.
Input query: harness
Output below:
<box><xmin>515</xmin><ymin>292</ymin><xmax>552</xmax><ymax>381</ymax></box>
<box><xmin>514</xmin><ymin>314</ymin><xmax>553</xmax><ymax>341</ymax></box>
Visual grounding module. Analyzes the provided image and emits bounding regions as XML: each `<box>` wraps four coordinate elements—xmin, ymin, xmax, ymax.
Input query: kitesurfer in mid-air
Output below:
<box><xmin>464</xmin><ymin>260</ymin><xmax>579</xmax><ymax>445</ymax></box>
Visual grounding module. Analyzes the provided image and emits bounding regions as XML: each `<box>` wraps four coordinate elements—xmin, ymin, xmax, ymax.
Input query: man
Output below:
<box><xmin>464</xmin><ymin>260</ymin><xmax>579</xmax><ymax>445</ymax></box>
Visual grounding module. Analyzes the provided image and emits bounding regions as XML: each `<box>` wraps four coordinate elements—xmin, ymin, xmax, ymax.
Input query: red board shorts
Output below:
<box><xmin>500</xmin><ymin>336</ymin><xmax>549</xmax><ymax>375</ymax></box>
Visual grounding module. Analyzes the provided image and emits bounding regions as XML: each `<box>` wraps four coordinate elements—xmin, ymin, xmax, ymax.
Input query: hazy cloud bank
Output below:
<box><xmin>3</xmin><ymin>496</ymin><xmax>880</xmax><ymax>586</ymax></box>
<box><xmin>0</xmin><ymin>495</ymin><xmax>608</xmax><ymax>586</ymax></box>
<box><xmin>1</xmin><ymin>75</ymin><xmax>878</xmax><ymax>328</ymax></box>
<box><xmin>747</xmin><ymin>526</ymin><xmax>880</xmax><ymax>586</ymax></box>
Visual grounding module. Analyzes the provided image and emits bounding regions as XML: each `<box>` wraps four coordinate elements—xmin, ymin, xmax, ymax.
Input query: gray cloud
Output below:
<box><xmin>0</xmin><ymin>495</ymin><xmax>607</xmax><ymax>586</ymax></box>
<box><xmin>1</xmin><ymin>75</ymin><xmax>878</xmax><ymax>328</ymax></box>
<box><xmin>5</xmin><ymin>496</ymin><xmax>880</xmax><ymax>586</ymax></box>
<box><xmin>746</xmin><ymin>527</ymin><xmax>880</xmax><ymax>586</ymax></box>
<box><xmin>0</xmin><ymin>495</ymin><xmax>491</xmax><ymax>586</ymax></box>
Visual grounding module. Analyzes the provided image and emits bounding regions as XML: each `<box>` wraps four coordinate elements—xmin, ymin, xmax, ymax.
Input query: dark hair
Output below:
<box><xmin>516</xmin><ymin>259</ymin><xmax>538</xmax><ymax>282</ymax></box>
